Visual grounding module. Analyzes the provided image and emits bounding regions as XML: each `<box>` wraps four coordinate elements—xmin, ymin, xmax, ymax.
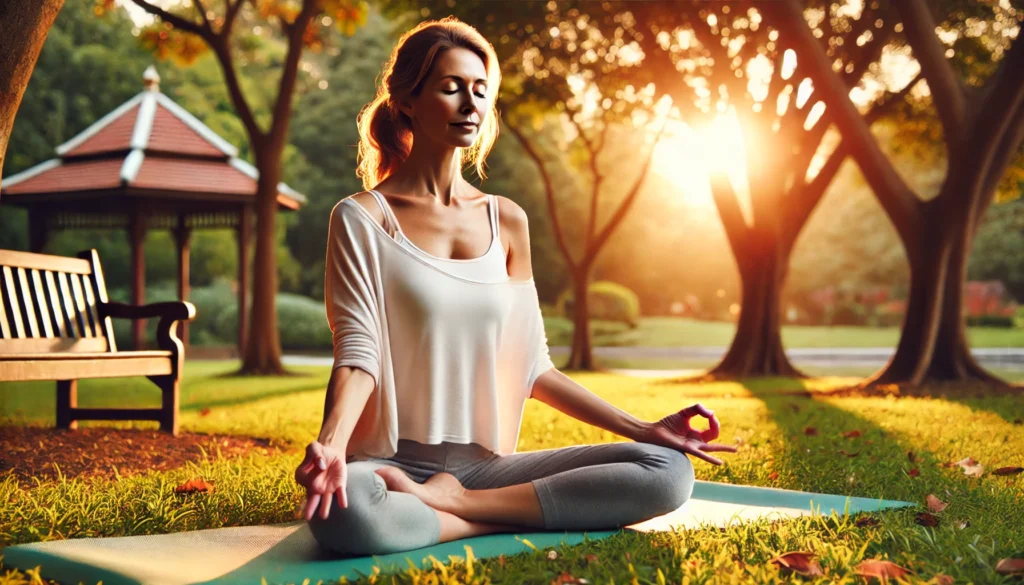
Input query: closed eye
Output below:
<box><xmin>444</xmin><ymin>89</ymin><xmax>486</xmax><ymax>99</ymax></box>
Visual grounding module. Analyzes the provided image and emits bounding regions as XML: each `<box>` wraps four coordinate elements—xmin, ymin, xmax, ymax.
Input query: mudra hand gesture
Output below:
<box><xmin>642</xmin><ymin>403</ymin><xmax>739</xmax><ymax>465</ymax></box>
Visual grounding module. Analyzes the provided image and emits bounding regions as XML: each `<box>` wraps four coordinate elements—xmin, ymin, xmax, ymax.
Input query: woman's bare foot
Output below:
<box><xmin>374</xmin><ymin>468</ymin><xmax>466</xmax><ymax>514</ymax></box>
<box><xmin>373</xmin><ymin>467</ymin><xmax>520</xmax><ymax>542</ymax></box>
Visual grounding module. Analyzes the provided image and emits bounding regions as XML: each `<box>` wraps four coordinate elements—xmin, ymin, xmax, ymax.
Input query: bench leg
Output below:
<box><xmin>151</xmin><ymin>376</ymin><xmax>180</xmax><ymax>437</ymax></box>
<box><xmin>56</xmin><ymin>380</ymin><xmax>78</xmax><ymax>430</ymax></box>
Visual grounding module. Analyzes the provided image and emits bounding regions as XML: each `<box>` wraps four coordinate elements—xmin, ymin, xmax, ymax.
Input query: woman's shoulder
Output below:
<box><xmin>333</xmin><ymin>191</ymin><xmax>386</xmax><ymax>228</ymax></box>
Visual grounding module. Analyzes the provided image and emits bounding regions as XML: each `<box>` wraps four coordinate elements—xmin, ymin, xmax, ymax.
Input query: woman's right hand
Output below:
<box><xmin>294</xmin><ymin>441</ymin><xmax>349</xmax><ymax>521</ymax></box>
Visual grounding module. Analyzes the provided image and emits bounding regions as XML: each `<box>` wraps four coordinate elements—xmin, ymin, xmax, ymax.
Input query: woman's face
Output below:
<box><xmin>398</xmin><ymin>47</ymin><xmax>489</xmax><ymax>149</ymax></box>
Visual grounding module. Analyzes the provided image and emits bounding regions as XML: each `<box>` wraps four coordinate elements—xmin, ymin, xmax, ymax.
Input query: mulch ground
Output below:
<box><xmin>0</xmin><ymin>425</ymin><xmax>294</xmax><ymax>490</ymax></box>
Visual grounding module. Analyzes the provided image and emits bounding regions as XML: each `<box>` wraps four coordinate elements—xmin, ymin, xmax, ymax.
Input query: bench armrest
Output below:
<box><xmin>100</xmin><ymin>301</ymin><xmax>196</xmax><ymax>354</ymax></box>
<box><xmin>101</xmin><ymin>301</ymin><xmax>196</xmax><ymax>322</ymax></box>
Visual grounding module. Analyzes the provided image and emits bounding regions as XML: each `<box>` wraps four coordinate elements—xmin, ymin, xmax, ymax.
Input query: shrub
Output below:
<box><xmin>556</xmin><ymin>281</ymin><xmax>641</xmax><ymax>328</ymax></box>
<box><xmin>215</xmin><ymin>293</ymin><xmax>332</xmax><ymax>350</ymax></box>
<box><xmin>966</xmin><ymin>314</ymin><xmax>1015</xmax><ymax>328</ymax></box>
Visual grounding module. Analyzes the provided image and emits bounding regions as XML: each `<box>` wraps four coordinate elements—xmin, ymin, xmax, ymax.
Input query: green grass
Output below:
<box><xmin>2</xmin><ymin>360</ymin><xmax>1023</xmax><ymax>584</ymax></box>
<box><xmin>561</xmin><ymin>316</ymin><xmax>1024</xmax><ymax>348</ymax></box>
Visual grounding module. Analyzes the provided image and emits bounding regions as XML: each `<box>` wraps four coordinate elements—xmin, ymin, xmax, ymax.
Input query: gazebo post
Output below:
<box><xmin>27</xmin><ymin>208</ymin><xmax>48</xmax><ymax>253</ymax></box>
<box><xmin>173</xmin><ymin>213</ymin><xmax>191</xmax><ymax>350</ymax></box>
<box><xmin>236</xmin><ymin>205</ymin><xmax>252</xmax><ymax>357</ymax></box>
<box><xmin>129</xmin><ymin>210</ymin><xmax>148</xmax><ymax>350</ymax></box>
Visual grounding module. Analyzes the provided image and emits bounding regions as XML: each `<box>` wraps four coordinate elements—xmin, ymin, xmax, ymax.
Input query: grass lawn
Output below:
<box><xmin>563</xmin><ymin>316</ymin><xmax>1024</xmax><ymax>348</ymax></box>
<box><xmin>2</xmin><ymin>360</ymin><xmax>1023</xmax><ymax>584</ymax></box>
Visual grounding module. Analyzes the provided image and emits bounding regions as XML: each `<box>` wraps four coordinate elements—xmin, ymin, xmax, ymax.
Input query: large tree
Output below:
<box><xmin>0</xmin><ymin>0</ymin><xmax>64</xmax><ymax>193</ymax></box>
<box><xmin>115</xmin><ymin>0</ymin><xmax>369</xmax><ymax>374</ymax></box>
<box><xmin>770</xmin><ymin>0</ymin><xmax>1024</xmax><ymax>388</ymax></box>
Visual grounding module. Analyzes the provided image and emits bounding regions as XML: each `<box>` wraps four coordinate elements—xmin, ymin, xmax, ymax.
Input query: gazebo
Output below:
<box><xmin>0</xmin><ymin>65</ymin><xmax>305</xmax><ymax>353</ymax></box>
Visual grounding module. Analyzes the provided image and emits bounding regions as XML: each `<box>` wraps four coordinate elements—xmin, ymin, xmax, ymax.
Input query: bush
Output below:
<box><xmin>215</xmin><ymin>293</ymin><xmax>332</xmax><ymax>350</ymax></box>
<box><xmin>966</xmin><ymin>314</ymin><xmax>1015</xmax><ymax>328</ymax></box>
<box><xmin>556</xmin><ymin>280</ymin><xmax>641</xmax><ymax>328</ymax></box>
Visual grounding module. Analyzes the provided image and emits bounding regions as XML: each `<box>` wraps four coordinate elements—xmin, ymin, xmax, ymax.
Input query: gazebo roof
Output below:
<box><xmin>1</xmin><ymin>66</ymin><xmax>306</xmax><ymax>212</ymax></box>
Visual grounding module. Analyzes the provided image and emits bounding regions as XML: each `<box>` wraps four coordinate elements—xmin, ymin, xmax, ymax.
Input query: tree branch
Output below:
<box><xmin>130</xmin><ymin>0</ymin><xmax>211</xmax><ymax>42</ymax></box>
<box><xmin>893</xmin><ymin>0</ymin><xmax>967</xmax><ymax>147</ymax></box>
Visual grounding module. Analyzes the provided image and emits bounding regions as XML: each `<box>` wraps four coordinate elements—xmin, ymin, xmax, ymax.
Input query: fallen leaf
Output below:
<box><xmin>908</xmin><ymin>451</ymin><xmax>917</xmax><ymax>463</ymax></box>
<box><xmin>908</xmin><ymin>468</ymin><xmax>920</xmax><ymax>478</ymax></box>
<box><xmin>174</xmin><ymin>478</ymin><xmax>214</xmax><ymax>494</ymax></box>
<box><xmin>955</xmin><ymin>519</ymin><xmax>970</xmax><ymax>529</ymax></box>
<box><xmin>935</xmin><ymin>574</ymin><xmax>954</xmax><ymax>585</ymax></box>
<box><xmin>855</xmin><ymin>559</ymin><xmax>912</xmax><ymax>581</ymax></box>
<box><xmin>926</xmin><ymin>494</ymin><xmax>948</xmax><ymax>513</ymax></box>
<box><xmin>956</xmin><ymin>457</ymin><xmax>984</xmax><ymax>477</ymax></box>
<box><xmin>915</xmin><ymin>512</ymin><xmax>939</xmax><ymax>527</ymax></box>
<box><xmin>838</xmin><ymin>450</ymin><xmax>860</xmax><ymax>457</ymax></box>
<box><xmin>200</xmin><ymin>408</ymin><xmax>211</xmax><ymax>417</ymax></box>
<box><xmin>842</xmin><ymin>430</ymin><xmax>862</xmax><ymax>438</ymax></box>
<box><xmin>995</xmin><ymin>558</ymin><xmax>1024</xmax><ymax>575</ymax></box>
<box><xmin>855</xmin><ymin>516</ymin><xmax>880</xmax><ymax>527</ymax></box>
<box><xmin>992</xmin><ymin>466</ymin><xmax>1023</xmax><ymax>476</ymax></box>
<box><xmin>804</xmin><ymin>426</ymin><xmax>818</xmax><ymax>436</ymax></box>
<box><xmin>553</xmin><ymin>570</ymin><xmax>589</xmax><ymax>584</ymax></box>
<box><xmin>585</xmin><ymin>554</ymin><xmax>599</xmax><ymax>564</ymax></box>
<box><xmin>768</xmin><ymin>471</ymin><xmax>779</xmax><ymax>480</ymax></box>
<box><xmin>769</xmin><ymin>551</ymin><xmax>824</xmax><ymax>577</ymax></box>
<box><xmin>1013</xmin><ymin>418</ymin><xmax>1022</xmax><ymax>425</ymax></box>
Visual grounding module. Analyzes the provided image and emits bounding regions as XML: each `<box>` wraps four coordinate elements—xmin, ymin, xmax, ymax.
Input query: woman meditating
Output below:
<box><xmin>294</xmin><ymin>16</ymin><xmax>738</xmax><ymax>557</ymax></box>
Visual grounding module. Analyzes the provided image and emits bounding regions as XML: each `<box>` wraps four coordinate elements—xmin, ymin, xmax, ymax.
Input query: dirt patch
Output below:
<box><xmin>0</xmin><ymin>425</ymin><xmax>293</xmax><ymax>490</ymax></box>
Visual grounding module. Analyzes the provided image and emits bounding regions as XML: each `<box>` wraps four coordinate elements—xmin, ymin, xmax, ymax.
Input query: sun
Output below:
<box><xmin>651</xmin><ymin>109</ymin><xmax>753</xmax><ymax>216</ymax></box>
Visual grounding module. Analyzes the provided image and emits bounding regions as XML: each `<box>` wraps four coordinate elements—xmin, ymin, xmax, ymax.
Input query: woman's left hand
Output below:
<box><xmin>639</xmin><ymin>403</ymin><xmax>739</xmax><ymax>465</ymax></box>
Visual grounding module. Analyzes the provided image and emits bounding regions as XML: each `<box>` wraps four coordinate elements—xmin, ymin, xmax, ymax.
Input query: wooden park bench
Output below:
<box><xmin>0</xmin><ymin>249</ymin><xmax>195</xmax><ymax>436</ymax></box>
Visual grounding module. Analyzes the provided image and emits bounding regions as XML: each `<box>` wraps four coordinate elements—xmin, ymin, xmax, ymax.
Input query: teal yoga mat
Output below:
<box><xmin>3</xmin><ymin>480</ymin><xmax>915</xmax><ymax>585</ymax></box>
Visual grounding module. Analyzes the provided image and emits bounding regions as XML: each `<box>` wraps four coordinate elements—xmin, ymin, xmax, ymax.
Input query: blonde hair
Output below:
<box><xmin>355</xmin><ymin>16</ymin><xmax>502</xmax><ymax>190</ymax></box>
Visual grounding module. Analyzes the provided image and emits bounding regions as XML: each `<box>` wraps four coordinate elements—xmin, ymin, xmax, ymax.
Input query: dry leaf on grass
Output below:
<box><xmin>915</xmin><ymin>512</ymin><xmax>939</xmax><ymax>527</ymax></box>
<box><xmin>908</xmin><ymin>451</ymin><xmax>917</xmax><ymax>463</ymax></box>
<box><xmin>174</xmin><ymin>478</ymin><xmax>214</xmax><ymax>494</ymax></box>
<box><xmin>768</xmin><ymin>471</ymin><xmax>779</xmax><ymax>480</ymax></box>
<box><xmin>995</xmin><ymin>558</ymin><xmax>1024</xmax><ymax>575</ymax></box>
<box><xmin>926</xmin><ymin>494</ymin><xmax>948</xmax><ymax>513</ymax></box>
<box><xmin>992</xmin><ymin>466</ymin><xmax>1023</xmax><ymax>476</ymax></box>
<box><xmin>934</xmin><ymin>574</ymin><xmax>954</xmax><ymax>585</ymax></box>
<box><xmin>855</xmin><ymin>516</ymin><xmax>881</xmax><ymax>527</ymax></box>
<box><xmin>907</xmin><ymin>468</ymin><xmax>920</xmax><ymax>478</ymax></box>
<box><xmin>842</xmin><ymin>430</ymin><xmax>862</xmax><ymax>438</ymax></box>
<box><xmin>553</xmin><ymin>570</ymin><xmax>589</xmax><ymax>584</ymax></box>
<box><xmin>839</xmin><ymin>450</ymin><xmax>860</xmax><ymax>458</ymax></box>
<box><xmin>855</xmin><ymin>559</ymin><xmax>912</xmax><ymax>581</ymax></box>
<box><xmin>955</xmin><ymin>457</ymin><xmax>984</xmax><ymax>477</ymax></box>
<box><xmin>769</xmin><ymin>551</ymin><xmax>824</xmax><ymax>577</ymax></box>
<box><xmin>804</xmin><ymin>426</ymin><xmax>819</xmax><ymax>436</ymax></box>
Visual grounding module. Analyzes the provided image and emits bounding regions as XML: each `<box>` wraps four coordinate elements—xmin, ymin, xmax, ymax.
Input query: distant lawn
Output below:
<box><xmin>2</xmin><ymin>360</ymin><xmax>1023</xmax><ymax>584</ymax></box>
<box><xmin>556</xmin><ymin>316</ymin><xmax>1024</xmax><ymax>348</ymax></box>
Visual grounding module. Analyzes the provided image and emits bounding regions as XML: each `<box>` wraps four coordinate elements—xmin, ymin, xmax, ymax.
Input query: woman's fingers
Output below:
<box><xmin>701</xmin><ymin>413</ymin><xmax>721</xmax><ymax>442</ymax></box>
<box><xmin>700</xmin><ymin>443</ymin><xmax>739</xmax><ymax>453</ymax></box>
<box><xmin>686</xmin><ymin>446</ymin><xmax>723</xmax><ymax>466</ymax></box>
<box><xmin>319</xmin><ymin>491</ymin><xmax>334</xmax><ymax>520</ymax></box>
<box><xmin>303</xmin><ymin>492</ymin><xmax>321</xmax><ymax>522</ymax></box>
<box><xmin>336</xmin><ymin>485</ymin><xmax>347</xmax><ymax>509</ymax></box>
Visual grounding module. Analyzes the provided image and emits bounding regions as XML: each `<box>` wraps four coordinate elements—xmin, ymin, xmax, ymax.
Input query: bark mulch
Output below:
<box><xmin>0</xmin><ymin>425</ymin><xmax>293</xmax><ymax>490</ymax></box>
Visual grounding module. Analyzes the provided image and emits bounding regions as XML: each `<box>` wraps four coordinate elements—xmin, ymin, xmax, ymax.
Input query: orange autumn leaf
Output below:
<box><xmin>174</xmin><ymin>477</ymin><xmax>214</xmax><ymax>493</ymax></box>
<box><xmin>907</xmin><ymin>468</ymin><xmax>920</xmax><ymax>478</ymax></box>
<box><xmin>926</xmin><ymin>494</ymin><xmax>948</xmax><ymax>513</ymax></box>
<box><xmin>855</xmin><ymin>559</ymin><xmax>912</xmax><ymax>581</ymax></box>
<box><xmin>768</xmin><ymin>471</ymin><xmax>779</xmax><ymax>480</ymax></box>
<box><xmin>992</xmin><ymin>466</ymin><xmax>1023</xmax><ymax>476</ymax></box>
<box><xmin>553</xmin><ymin>571</ymin><xmax>588</xmax><ymax>584</ymax></box>
<box><xmin>935</xmin><ymin>574</ymin><xmax>954</xmax><ymax>585</ymax></box>
<box><xmin>842</xmin><ymin>430</ymin><xmax>862</xmax><ymax>438</ymax></box>
<box><xmin>995</xmin><ymin>558</ymin><xmax>1024</xmax><ymax>575</ymax></box>
<box><xmin>200</xmin><ymin>408</ymin><xmax>211</xmax><ymax>417</ymax></box>
<box><xmin>804</xmin><ymin>426</ymin><xmax>818</xmax><ymax>436</ymax></box>
<box><xmin>769</xmin><ymin>551</ymin><xmax>824</xmax><ymax>577</ymax></box>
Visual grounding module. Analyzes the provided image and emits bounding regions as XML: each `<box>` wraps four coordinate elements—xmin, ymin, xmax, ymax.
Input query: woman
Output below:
<box><xmin>294</xmin><ymin>16</ymin><xmax>738</xmax><ymax>557</ymax></box>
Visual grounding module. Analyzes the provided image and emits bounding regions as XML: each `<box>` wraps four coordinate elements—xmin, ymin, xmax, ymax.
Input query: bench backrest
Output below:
<box><xmin>0</xmin><ymin>249</ymin><xmax>117</xmax><ymax>354</ymax></box>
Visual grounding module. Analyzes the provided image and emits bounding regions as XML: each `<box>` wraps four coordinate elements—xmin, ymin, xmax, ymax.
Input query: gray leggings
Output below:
<box><xmin>307</xmin><ymin>439</ymin><xmax>695</xmax><ymax>557</ymax></box>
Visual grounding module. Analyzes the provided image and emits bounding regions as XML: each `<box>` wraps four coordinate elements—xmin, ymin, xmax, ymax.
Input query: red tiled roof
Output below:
<box><xmin>2</xmin><ymin>159</ymin><xmax>123</xmax><ymax>195</ymax></box>
<box><xmin>133</xmin><ymin>157</ymin><xmax>254</xmax><ymax>194</ymax></box>
<box><xmin>145</xmin><ymin>104</ymin><xmax>224</xmax><ymax>157</ymax></box>
<box><xmin>65</xmin><ymin>104</ymin><xmax>141</xmax><ymax>157</ymax></box>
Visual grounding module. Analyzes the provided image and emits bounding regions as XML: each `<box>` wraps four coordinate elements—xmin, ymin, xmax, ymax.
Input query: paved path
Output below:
<box><xmin>283</xmin><ymin>346</ymin><xmax>1024</xmax><ymax>371</ymax></box>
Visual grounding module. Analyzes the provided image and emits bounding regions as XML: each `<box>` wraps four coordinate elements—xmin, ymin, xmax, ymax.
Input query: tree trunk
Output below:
<box><xmin>0</xmin><ymin>0</ymin><xmax>63</xmax><ymax>192</ymax></box>
<box><xmin>566</xmin><ymin>267</ymin><xmax>596</xmax><ymax>370</ymax></box>
<box><xmin>702</xmin><ymin>234</ymin><xmax>804</xmax><ymax>380</ymax></box>
<box><xmin>239</xmin><ymin>150</ymin><xmax>286</xmax><ymax>375</ymax></box>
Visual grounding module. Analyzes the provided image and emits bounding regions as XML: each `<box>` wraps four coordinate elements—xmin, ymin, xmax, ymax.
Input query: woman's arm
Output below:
<box><xmin>316</xmin><ymin>365</ymin><xmax>376</xmax><ymax>449</ymax></box>
<box><xmin>530</xmin><ymin>370</ymin><xmax>652</xmax><ymax>441</ymax></box>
